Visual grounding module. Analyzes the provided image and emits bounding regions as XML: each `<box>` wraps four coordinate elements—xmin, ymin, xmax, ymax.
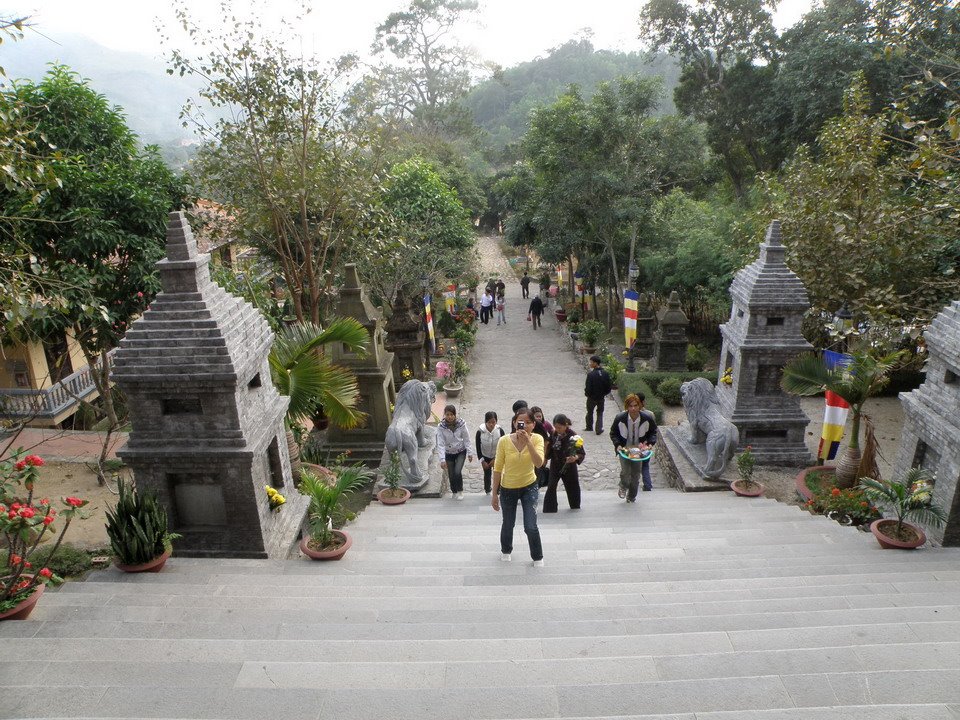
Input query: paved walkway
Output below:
<box><xmin>456</xmin><ymin>239</ymin><xmax>664</xmax><ymax>495</ymax></box>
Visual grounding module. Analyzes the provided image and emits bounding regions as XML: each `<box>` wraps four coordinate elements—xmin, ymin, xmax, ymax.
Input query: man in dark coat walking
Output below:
<box><xmin>584</xmin><ymin>355</ymin><xmax>612</xmax><ymax>434</ymax></box>
<box><xmin>528</xmin><ymin>295</ymin><xmax>544</xmax><ymax>330</ymax></box>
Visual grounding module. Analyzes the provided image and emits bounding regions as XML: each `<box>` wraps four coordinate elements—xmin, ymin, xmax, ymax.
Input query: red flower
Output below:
<box><xmin>136</xmin><ymin>292</ymin><xmax>144</xmax><ymax>298</ymax></box>
<box><xmin>42</xmin><ymin>515</ymin><xmax>54</xmax><ymax>526</ymax></box>
<box><xmin>830</xmin><ymin>487</ymin><xmax>841</xmax><ymax>496</ymax></box>
<box><xmin>14</xmin><ymin>460</ymin><xmax>26</xmax><ymax>471</ymax></box>
<box><xmin>39</xmin><ymin>498</ymin><xmax>49</xmax><ymax>505</ymax></box>
<box><xmin>10</xmin><ymin>555</ymin><xmax>22</xmax><ymax>565</ymax></box>
<box><xmin>0</xmin><ymin>504</ymin><xmax>5</xmax><ymax>512</ymax></box>
<box><xmin>24</xmin><ymin>455</ymin><xmax>44</xmax><ymax>467</ymax></box>
<box><xmin>11</xmin><ymin>502</ymin><xmax>20</xmax><ymax>511</ymax></box>
<box><xmin>7</xmin><ymin>511</ymin><xmax>16</xmax><ymax>520</ymax></box>
<box><xmin>18</xmin><ymin>507</ymin><xmax>35</xmax><ymax>519</ymax></box>
<box><xmin>39</xmin><ymin>568</ymin><xmax>52</xmax><ymax>579</ymax></box>
<box><xmin>23</xmin><ymin>561</ymin><xmax>32</xmax><ymax>569</ymax></box>
<box><xmin>64</xmin><ymin>497</ymin><xmax>84</xmax><ymax>507</ymax></box>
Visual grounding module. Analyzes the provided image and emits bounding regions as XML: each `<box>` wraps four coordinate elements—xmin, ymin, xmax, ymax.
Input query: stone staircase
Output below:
<box><xmin>2</xmin><ymin>490</ymin><xmax>960</xmax><ymax>719</ymax></box>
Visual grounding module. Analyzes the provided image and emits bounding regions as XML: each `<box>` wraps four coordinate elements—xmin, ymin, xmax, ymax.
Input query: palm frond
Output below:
<box><xmin>781</xmin><ymin>353</ymin><xmax>839</xmax><ymax>397</ymax></box>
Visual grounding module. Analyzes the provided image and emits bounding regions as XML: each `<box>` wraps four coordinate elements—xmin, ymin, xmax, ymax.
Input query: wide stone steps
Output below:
<box><xmin>2</xmin><ymin>491</ymin><xmax>959</xmax><ymax>719</ymax></box>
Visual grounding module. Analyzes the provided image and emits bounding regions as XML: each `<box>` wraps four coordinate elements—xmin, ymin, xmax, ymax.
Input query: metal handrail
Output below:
<box><xmin>0</xmin><ymin>349</ymin><xmax>116</xmax><ymax>419</ymax></box>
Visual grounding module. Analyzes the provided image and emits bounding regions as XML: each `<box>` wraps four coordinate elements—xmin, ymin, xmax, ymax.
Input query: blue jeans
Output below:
<box><xmin>618</xmin><ymin>455</ymin><xmax>652</xmax><ymax>499</ymax></box>
<box><xmin>445</xmin><ymin>451</ymin><xmax>466</xmax><ymax>493</ymax></box>
<box><xmin>499</xmin><ymin>482</ymin><xmax>543</xmax><ymax>560</ymax></box>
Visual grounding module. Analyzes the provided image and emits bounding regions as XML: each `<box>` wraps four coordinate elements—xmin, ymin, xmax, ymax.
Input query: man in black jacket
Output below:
<box><xmin>584</xmin><ymin>355</ymin><xmax>612</xmax><ymax>434</ymax></box>
<box><xmin>528</xmin><ymin>295</ymin><xmax>544</xmax><ymax>329</ymax></box>
<box><xmin>609</xmin><ymin>393</ymin><xmax>658</xmax><ymax>501</ymax></box>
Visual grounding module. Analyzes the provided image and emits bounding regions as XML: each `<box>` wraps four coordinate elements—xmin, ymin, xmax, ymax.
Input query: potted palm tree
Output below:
<box><xmin>859</xmin><ymin>469</ymin><xmax>948</xmax><ymax>549</ymax></box>
<box><xmin>298</xmin><ymin>464</ymin><xmax>371</xmax><ymax>560</ymax></box>
<box><xmin>105</xmin><ymin>479</ymin><xmax>181</xmax><ymax>573</ymax></box>
<box><xmin>269</xmin><ymin>319</ymin><xmax>369</xmax><ymax>481</ymax></box>
<box><xmin>781</xmin><ymin>346</ymin><xmax>905</xmax><ymax>488</ymax></box>
<box><xmin>377</xmin><ymin>451</ymin><xmax>410</xmax><ymax>505</ymax></box>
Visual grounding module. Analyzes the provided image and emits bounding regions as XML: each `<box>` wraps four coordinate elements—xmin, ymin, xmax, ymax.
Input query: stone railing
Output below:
<box><xmin>0</xmin><ymin>350</ymin><xmax>115</xmax><ymax>421</ymax></box>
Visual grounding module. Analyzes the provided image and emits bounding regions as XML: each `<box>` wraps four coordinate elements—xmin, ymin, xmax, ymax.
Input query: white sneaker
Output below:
<box><xmin>532</xmin><ymin>559</ymin><xmax>545</xmax><ymax>568</ymax></box>
<box><xmin>500</xmin><ymin>553</ymin><xmax>511</xmax><ymax>562</ymax></box>
<box><xmin>455</xmin><ymin>492</ymin><xmax>464</xmax><ymax>500</ymax></box>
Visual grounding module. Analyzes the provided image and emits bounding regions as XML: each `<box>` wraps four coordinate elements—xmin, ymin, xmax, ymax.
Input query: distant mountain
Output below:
<box><xmin>464</xmin><ymin>39</ymin><xmax>680</xmax><ymax>149</ymax></box>
<box><xmin>0</xmin><ymin>33</ymin><xmax>202</xmax><ymax>166</ymax></box>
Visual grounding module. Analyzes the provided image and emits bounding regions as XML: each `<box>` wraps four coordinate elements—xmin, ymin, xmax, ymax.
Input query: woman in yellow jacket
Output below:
<box><xmin>491</xmin><ymin>408</ymin><xmax>545</xmax><ymax>566</ymax></box>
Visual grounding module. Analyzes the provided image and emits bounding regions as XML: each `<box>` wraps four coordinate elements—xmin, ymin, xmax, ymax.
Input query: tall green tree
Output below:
<box><xmin>168</xmin><ymin>0</ymin><xmax>387</xmax><ymax>326</ymax></box>
<box><xmin>0</xmin><ymin>66</ymin><xmax>184</xmax><ymax>458</ymax></box>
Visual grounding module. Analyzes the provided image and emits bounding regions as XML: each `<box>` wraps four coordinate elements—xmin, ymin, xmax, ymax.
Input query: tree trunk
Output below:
<box><xmin>834</xmin><ymin>410</ymin><xmax>862</xmax><ymax>488</ymax></box>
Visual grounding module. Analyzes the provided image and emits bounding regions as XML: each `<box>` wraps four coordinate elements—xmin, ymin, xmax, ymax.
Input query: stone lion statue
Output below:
<box><xmin>680</xmin><ymin>378</ymin><xmax>739</xmax><ymax>479</ymax></box>
<box><xmin>384</xmin><ymin>379</ymin><xmax>436</xmax><ymax>487</ymax></box>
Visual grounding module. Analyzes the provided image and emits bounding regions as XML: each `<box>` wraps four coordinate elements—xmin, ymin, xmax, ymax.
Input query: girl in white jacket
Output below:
<box><xmin>475</xmin><ymin>411</ymin><xmax>505</xmax><ymax>494</ymax></box>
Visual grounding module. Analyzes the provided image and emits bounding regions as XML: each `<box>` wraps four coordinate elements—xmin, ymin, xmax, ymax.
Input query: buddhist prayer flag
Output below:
<box><xmin>623</xmin><ymin>289</ymin><xmax>639</xmax><ymax>348</ymax></box>
<box><xmin>424</xmin><ymin>295</ymin><xmax>436</xmax><ymax>353</ymax></box>
<box><xmin>444</xmin><ymin>283</ymin><xmax>456</xmax><ymax>313</ymax></box>
<box><xmin>818</xmin><ymin>349</ymin><xmax>852</xmax><ymax>461</ymax></box>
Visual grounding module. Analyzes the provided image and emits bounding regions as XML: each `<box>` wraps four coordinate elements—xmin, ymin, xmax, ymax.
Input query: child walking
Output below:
<box><xmin>496</xmin><ymin>292</ymin><xmax>506</xmax><ymax>326</ymax></box>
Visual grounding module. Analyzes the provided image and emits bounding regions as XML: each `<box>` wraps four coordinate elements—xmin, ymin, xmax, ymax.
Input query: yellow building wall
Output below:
<box><xmin>0</xmin><ymin>340</ymin><xmax>50</xmax><ymax>389</ymax></box>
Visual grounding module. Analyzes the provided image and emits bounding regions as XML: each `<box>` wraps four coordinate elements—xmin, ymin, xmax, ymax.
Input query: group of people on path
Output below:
<box><xmin>433</xmin><ymin>353</ymin><xmax>658</xmax><ymax>566</ymax></box>
<box><xmin>471</xmin><ymin>273</ymin><xmax>547</xmax><ymax>330</ymax></box>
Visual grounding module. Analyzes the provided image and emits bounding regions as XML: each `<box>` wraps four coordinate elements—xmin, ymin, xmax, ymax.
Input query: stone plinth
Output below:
<box><xmin>894</xmin><ymin>300</ymin><xmax>960</xmax><ymax>546</ymax></box>
<box><xmin>654</xmin><ymin>291</ymin><xmax>688</xmax><ymax>371</ymax></box>
<box><xmin>375</xmin><ymin>425</ymin><xmax>444</xmax><ymax>498</ymax></box>
<box><xmin>112</xmin><ymin>211</ymin><xmax>308</xmax><ymax>559</ymax></box>
<box><xmin>660</xmin><ymin>426</ymin><xmax>735</xmax><ymax>492</ymax></box>
<box><xmin>323</xmin><ymin>264</ymin><xmax>396</xmax><ymax>466</ymax></box>
<box><xmin>717</xmin><ymin>221</ymin><xmax>812</xmax><ymax>466</ymax></box>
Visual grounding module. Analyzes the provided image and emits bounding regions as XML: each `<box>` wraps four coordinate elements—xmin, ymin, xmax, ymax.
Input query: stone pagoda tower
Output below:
<box><xmin>323</xmin><ymin>264</ymin><xmax>396</xmax><ymax>466</ymax></box>
<box><xmin>112</xmin><ymin>212</ymin><xmax>308</xmax><ymax>559</ymax></box>
<box><xmin>718</xmin><ymin>221</ymin><xmax>812</xmax><ymax>465</ymax></box>
<box><xmin>653</xmin><ymin>291</ymin><xmax>689</xmax><ymax>371</ymax></box>
<box><xmin>894</xmin><ymin>300</ymin><xmax>960</xmax><ymax>546</ymax></box>
<box><xmin>634</xmin><ymin>293</ymin><xmax>657</xmax><ymax>361</ymax></box>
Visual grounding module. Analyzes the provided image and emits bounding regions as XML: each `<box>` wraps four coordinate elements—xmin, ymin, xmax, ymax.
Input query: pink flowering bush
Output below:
<box><xmin>1</xmin><ymin>450</ymin><xmax>89</xmax><ymax>612</ymax></box>
<box><xmin>435</xmin><ymin>361</ymin><xmax>450</xmax><ymax>379</ymax></box>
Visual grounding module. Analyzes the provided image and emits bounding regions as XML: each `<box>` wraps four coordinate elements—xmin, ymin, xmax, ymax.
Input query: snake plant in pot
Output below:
<box><xmin>105</xmin><ymin>479</ymin><xmax>180</xmax><ymax>572</ymax></box>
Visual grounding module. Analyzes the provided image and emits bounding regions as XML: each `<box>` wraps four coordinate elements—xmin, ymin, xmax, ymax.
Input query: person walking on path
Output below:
<box><xmin>479</xmin><ymin>289</ymin><xmax>494</xmax><ymax>325</ymax></box>
<box><xmin>584</xmin><ymin>355</ymin><xmax>612</xmax><ymax>434</ymax></box>
<box><xmin>530</xmin><ymin>406</ymin><xmax>553</xmax><ymax>488</ymax></box>
<box><xmin>475</xmin><ymin>410</ymin><xmax>504</xmax><ymax>495</ymax></box>
<box><xmin>491</xmin><ymin>408</ymin><xmax>545</xmax><ymax>566</ymax></box>
<box><xmin>528</xmin><ymin>295</ymin><xmax>544</xmax><ymax>330</ymax></box>
<box><xmin>437</xmin><ymin>404</ymin><xmax>473</xmax><ymax>500</ymax></box>
<box><xmin>520</xmin><ymin>272</ymin><xmax>531</xmax><ymax>299</ymax></box>
<box><xmin>610</xmin><ymin>393</ymin><xmax>658</xmax><ymax>502</ymax></box>
<box><xmin>495</xmin><ymin>278</ymin><xmax>506</xmax><ymax>299</ymax></box>
<box><xmin>543</xmin><ymin>414</ymin><xmax>585</xmax><ymax>513</ymax></box>
<box><xmin>495</xmin><ymin>291</ymin><xmax>507</xmax><ymax>326</ymax></box>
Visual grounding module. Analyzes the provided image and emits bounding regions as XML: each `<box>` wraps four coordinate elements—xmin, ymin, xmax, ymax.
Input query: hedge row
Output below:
<box><xmin>616</xmin><ymin>375</ymin><xmax>663</xmax><ymax>423</ymax></box>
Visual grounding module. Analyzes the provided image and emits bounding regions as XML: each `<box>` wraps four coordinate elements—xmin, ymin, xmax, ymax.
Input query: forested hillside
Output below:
<box><xmin>464</xmin><ymin>39</ymin><xmax>679</xmax><ymax>149</ymax></box>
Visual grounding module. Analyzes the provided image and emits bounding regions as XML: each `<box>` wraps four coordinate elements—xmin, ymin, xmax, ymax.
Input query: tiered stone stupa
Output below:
<box><xmin>653</xmin><ymin>291</ymin><xmax>689</xmax><ymax>371</ymax></box>
<box><xmin>112</xmin><ymin>211</ymin><xmax>308</xmax><ymax>559</ymax></box>
<box><xmin>894</xmin><ymin>299</ymin><xmax>960</xmax><ymax>546</ymax></box>
<box><xmin>717</xmin><ymin>221</ymin><xmax>812</xmax><ymax>465</ymax></box>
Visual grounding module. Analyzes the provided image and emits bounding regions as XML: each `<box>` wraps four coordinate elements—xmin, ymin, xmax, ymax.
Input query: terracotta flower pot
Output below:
<box><xmin>731</xmin><ymin>479</ymin><xmax>764</xmax><ymax>497</ymax></box>
<box><xmin>115</xmin><ymin>546</ymin><xmax>172</xmax><ymax>573</ymax></box>
<box><xmin>300</xmin><ymin>529</ymin><xmax>352</xmax><ymax>561</ymax></box>
<box><xmin>378</xmin><ymin>487</ymin><xmax>411</xmax><ymax>505</ymax></box>
<box><xmin>795</xmin><ymin>465</ymin><xmax>836</xmax><ymax>501</ymax></box>
<box><xmin>0</xmin><ymin>580</ymin><xmax>45</xmax><ymax>621</ymax></box>
<box><xmin>555</xmin><ymin>310</ymin><xmax>567</xmax><ymax>322</ymax></box>
<box><xmin>870</xmin><ymin>519</ymin><xmax>926</xmax><ymax>549</ymax></box>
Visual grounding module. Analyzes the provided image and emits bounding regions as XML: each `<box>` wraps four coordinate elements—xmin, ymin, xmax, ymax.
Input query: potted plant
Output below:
<box><xmin>377</xmin><ymin>451</ymin><xmax>410</xmax><ymax>505</ymax></box>
<box><xmin>577</xmin><ymin>320</ymin><xmax>605</xmax><ymax>354</ymax></box>
<box><xmin>859</xmin><ymin>469</ymin><xmax>948</xmax><ymax>549</ymax></box>
<box><xmin>105</xmin><ymin>478</ymin><xmax>181</xmax><ymax>573</ymax></box>
<box><xmin>442</xmin><ymin>349</ymin><xmax>469</xmax><ymax>398</ymax></box>
<box><xmin>1</xmin><ymin>451</ymin><xmax>88</xmax><ymax>620</ymax></box>
<box><xmin>299</xmin><ymin>464</ymin><xmax>371</xmax><ymax>560</ymax></box>
<box><xmin>731</xmin><ymin>445</ymin><xmax>764</xmax><ymax>497</ymax></box>
<box><xmin>782</xmin><ymin>346</ymin><xmax>905</xmax><ymax>488</ymax></box>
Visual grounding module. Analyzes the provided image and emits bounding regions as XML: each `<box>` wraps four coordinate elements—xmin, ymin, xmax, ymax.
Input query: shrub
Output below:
<box><xmin>578</xmin><ymin>320</ymin><xmax>606</xmax><ymax>348</ymax></box>
<box><xmin>686</xmin><ymin>344</ymin><xmax>712</xmax><ymax>371</ymax></box>
<box><xmin>436</xmin><ymin>309</ymin><xmax>457</xmax><ymax>337</ymax></box>
<box><xmin>0</xmin><ymin>543</ymin><xmax>94</xmax><ymax>579</ymax></box>
<box><xmin>452</xmin><ymin>326</ymin><xmax>475</xmax><ymax>349</ymax></box>
<box><xmin>105</xmin><ymin>478</ymin><xmax>179</xmax><ymax>565</ymax></box>
<box><xmin>634</xmin><ymin>371</ymin><xmax>715</xmax><ymax>393</ymax></box>
<box><xmin>616</xmin><ymin>375</ymin><xmax>663</xmax><ymax>423</ymax></box>
<box><xmin>657</xmin><ymin>377</ymin><xmax>683</xmax><ymax>406</ymax></box>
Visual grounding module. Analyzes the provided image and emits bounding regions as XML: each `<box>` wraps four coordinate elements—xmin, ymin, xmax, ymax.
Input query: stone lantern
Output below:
<box><xmin>654</xmin><ymin>291</ymin><xmax>689</xmax><ymax>371</ymax></box>
<box><xmin>384</xmin><ymin>291</ymin><xmax>427</xmax><ymax>383</ymax></box>
<box><xmin>634</xmin><ymin>293</ymin><xmax>657</xmax><ymax>362</ymax></box>
<box><xmin>322</xmin><ymin>264</ymin><xmax>396</xmax><ymax>466</ymax></box>
<box><xmin>112</xmin><ymin>212</ymin><xmax>308</xmax><ymax>559</ymax></box>
<box><xmin>718</xmin><ymin>220</ymin><xmax>811</xmax><ymax>465</ymax></box>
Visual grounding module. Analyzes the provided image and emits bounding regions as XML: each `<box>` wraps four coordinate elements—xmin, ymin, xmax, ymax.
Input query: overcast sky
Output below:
<box><xmin>13</xmin><ymin>0</ymin><xmax>818</xmax><ymax>67</ymax></box>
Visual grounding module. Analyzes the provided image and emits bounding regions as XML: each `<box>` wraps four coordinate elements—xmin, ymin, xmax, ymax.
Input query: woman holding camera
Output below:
<box><xmin>491</xmin><ymin>408</ymin><xmax>545</xmax><ymax>566</ymax></box>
